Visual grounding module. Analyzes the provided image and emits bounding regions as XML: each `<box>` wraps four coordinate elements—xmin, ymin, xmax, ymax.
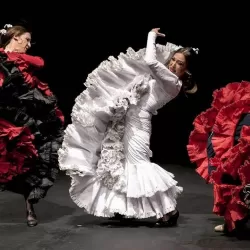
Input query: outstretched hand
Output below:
<box><xmin>151</xmin><ymin>28</ymin><xmax>165</xmax><ymax>37</ymax></box>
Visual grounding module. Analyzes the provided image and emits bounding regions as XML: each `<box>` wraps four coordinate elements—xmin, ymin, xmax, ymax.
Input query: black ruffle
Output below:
<box><xmin>0</xmin><ymin>51</ymin><xmax>64</xmax><ymax>203</ymax></box>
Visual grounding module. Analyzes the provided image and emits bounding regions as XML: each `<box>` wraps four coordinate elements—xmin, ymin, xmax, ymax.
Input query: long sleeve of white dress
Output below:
<box><xmin>144</xmin><ymin>31</ymin><xmax>182</xmax><ymax>98</ymax></box>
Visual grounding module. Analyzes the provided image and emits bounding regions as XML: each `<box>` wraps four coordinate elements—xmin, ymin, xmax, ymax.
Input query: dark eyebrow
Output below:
<box><xmin>173</xmin><ymin>57</ymin><xmax>185</xmax><ymax>64</ymax></box>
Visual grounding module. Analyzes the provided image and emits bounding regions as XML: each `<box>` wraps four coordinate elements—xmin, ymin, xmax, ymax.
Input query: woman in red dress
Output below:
<box><xmin>0</xmin><ymin>24</ymin><xmax>64</xmax><ymax>227</ymax></box>
<box><xmin>187</xmin><ymin>81</ymin><xmax>250</xmax><ymax>234</ymax></box>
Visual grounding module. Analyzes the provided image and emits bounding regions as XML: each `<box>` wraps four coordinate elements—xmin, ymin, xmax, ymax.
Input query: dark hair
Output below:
<box><xmin>168</xmin><ymin>47</ymin><xmax>199</xmax><ymax>94</ymax></box>
<box><xmin>0</xmin><ymin>25</ymin><xmax>29</xmax><ymax>48</ymax></box>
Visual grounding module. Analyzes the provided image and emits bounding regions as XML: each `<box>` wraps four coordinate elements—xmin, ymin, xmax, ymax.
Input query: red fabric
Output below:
<box><xmin>212</xmin><ymin>99</ymin><xmax>250</xmax><ymax>161</ymax></box>
<box><xmin>0</xmin><ymin>118</ymin><xmax>37</xmax><ymax>183</ymax></box>
<box><xmin>187</xmin><ymin>107</ymin><xmax>217</xmax><ymax>182</ymax></box>
<box><xmin>0</xmin><ymin>72</ymin><xmax>4</xmax><ymax>87</ymax></box>
<box><xmin>211</xmin><ymin>144</ymin><xmax>250</xmax><ymax>231</ymax></box>
<box><xmin>187</xmin><ymin>81</ymin><xmax>250</xmax><ymax>231</ymax></box>
<box><xmin>0</xmin><ymin>48</ymin><xmax>53</xmax><ymax>96</ymax></box>
<box><xmin>212</xmin><ymin>81</ymin><xmax>250</xmax><ymax>110</ymax></box>
<box><xmin>55</xmin><ymin>107</ymin><xmax>65</xmax><ymax>123</ymax></box>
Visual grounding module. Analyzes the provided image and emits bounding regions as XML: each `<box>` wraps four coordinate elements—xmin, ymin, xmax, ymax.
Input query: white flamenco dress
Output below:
<box><xmin>58</xmin><ymin>31</ymin><xmax>183</xmax><ymax>218</ymax></box>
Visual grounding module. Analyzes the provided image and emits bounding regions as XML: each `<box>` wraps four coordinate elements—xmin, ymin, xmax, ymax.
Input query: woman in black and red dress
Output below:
<box><xmin>187</xmin><ymin>81</ymin><xmax>250</xmax><ymax>234</ymax></box>
<box><xmin>0</xmin><ymin>24</ymin><xmax>64</xmax><ymax>227</ymax></box>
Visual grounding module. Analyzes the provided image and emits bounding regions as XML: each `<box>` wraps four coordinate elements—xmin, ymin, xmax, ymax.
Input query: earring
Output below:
<box><xmin>185</xmin><ymin>70</ymin><xmax>191</xmax><ymax>77</ymax></box>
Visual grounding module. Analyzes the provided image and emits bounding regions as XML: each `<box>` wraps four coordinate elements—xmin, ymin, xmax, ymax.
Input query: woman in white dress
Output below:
<box><xmin>58</xmin><ymin>28</ymin><xmax>199</xmax><ymax>226</ymax></box>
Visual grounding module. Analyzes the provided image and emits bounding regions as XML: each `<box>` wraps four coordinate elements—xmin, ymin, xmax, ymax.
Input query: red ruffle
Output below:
<box><xmin>213</xmin><ymin>183</ymin><xmax>248</xmax><ymax>232</ymax></box>
<box><xmin>187</xmin><ymin>81</ymin><xmax>250</xmax><ymax>231</ymax></box>
<box><xmin>32</xmin><ymin>76</ymin><xmax>53</xmax><ymax>96</ymax></box>
<box><xmin>211</xmin><ymin>144</ymin><xmax>250</xmax><ymax>231</ymax></box>
<box><xmin>212</xmin><ymin>99</ymin><xmax>250</xmax><ymax>160</ymax></box>
<box><xmin>0</xmin><ymin>118</ymin><xmax>37</xmax><ymax>183</ymax></box>
<box><xmin>187</xmin><ymin>107</ymin><xmax>217</xmax><ymax>181</ymax></box>
<box><xmin>212</xmin><ymin>81</ymin><xmax>250</xmax><ymax>110</ymax></box>
<box><xmin>187</xmin><ymin>82</ymin><xmax>250</xmax><ymax>180</ymax></box>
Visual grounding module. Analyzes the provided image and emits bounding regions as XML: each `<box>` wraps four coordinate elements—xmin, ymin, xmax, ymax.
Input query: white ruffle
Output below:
<box><xmin>70</xmin><ymin>174</ymin><xmax>182</xmax><ymax>219</ymax></box>
<box><xmin>82</xmin><ymin>43</ymin><xmax>180</xmax><ymax>94</ymax></box>
<box><xmin>125</xmin><ymin>162</ymin><xmax>181</xmax><ymax>198</ymax></box>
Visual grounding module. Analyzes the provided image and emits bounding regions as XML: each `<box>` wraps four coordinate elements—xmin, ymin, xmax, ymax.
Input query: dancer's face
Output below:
<box><xmin>12</xmin><ymin>32</ymin><xmax>32</xmax><ymax>53</ymax></box>
<box><xmin>168</xmin><ymin>52</ymin><xmax>187</xmax><ymax>78</ymax></box>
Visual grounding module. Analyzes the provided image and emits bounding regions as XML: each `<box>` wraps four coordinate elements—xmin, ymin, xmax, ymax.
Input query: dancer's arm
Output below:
<box><xmin>144</xmin><ymin>30</ymin><xmax>182</xmax><ymax>96</ymax></box>
<box><xmin>18</xmin><ymin>54</ymin><xmax>44</xmax><ymax>68</ymax></box>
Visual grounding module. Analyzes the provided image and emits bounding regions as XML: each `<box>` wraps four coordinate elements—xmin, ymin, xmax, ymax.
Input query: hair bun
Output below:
<box><xmin>192</xmin><ymin>47</ymin><xmax>199</xmax><ymax>55</ymax></box>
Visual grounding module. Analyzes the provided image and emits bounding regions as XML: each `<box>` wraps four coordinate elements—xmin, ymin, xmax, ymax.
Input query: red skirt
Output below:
<box><xmin>0</xmin><ymin>119</ymin><xmax>37</xmax><ymax>183</ymax></box>
<box><xmin>187</xmin><ymin>81</ymin><xmax>250</xmax><ymax>231</ymax></box>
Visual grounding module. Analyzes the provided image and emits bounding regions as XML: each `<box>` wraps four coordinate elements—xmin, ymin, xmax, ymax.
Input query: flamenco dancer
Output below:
<box><xmin>187</xmin><ymin>81</ymin><xmax>250</xmax><ymax>234</ymax></box>
<box><xmin>58</xmin><ymin>28</ymin><xmax>199</xmax><ymax>226</ymax></box>
<box><xmin>0</xmin><ymin>24</ymin><xmax>64</xmax><ymax>227</ymax></box>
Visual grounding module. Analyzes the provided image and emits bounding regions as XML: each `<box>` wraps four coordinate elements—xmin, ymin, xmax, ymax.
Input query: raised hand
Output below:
<box><xmin>151</xmin><ymin>28</ymin><xmax>165</xmax><ymax>37</ymax></box>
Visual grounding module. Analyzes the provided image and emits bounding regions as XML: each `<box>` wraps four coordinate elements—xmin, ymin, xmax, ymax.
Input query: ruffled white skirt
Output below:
<box><xmin>58</xmin><ymin>46</ymin><xmax>183</xmax><ymax>218</ymax></box>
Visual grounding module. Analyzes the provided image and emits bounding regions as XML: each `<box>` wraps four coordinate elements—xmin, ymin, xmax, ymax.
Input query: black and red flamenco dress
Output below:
<box><xmin>0</xmin><ymin>48</ymin><xmax>64</xmax><ymax>203</ymax></box>
<box><xmin>187</xmin><ymin>81</ymin><xmax>250</xmax><ymax>232</ymax></box>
